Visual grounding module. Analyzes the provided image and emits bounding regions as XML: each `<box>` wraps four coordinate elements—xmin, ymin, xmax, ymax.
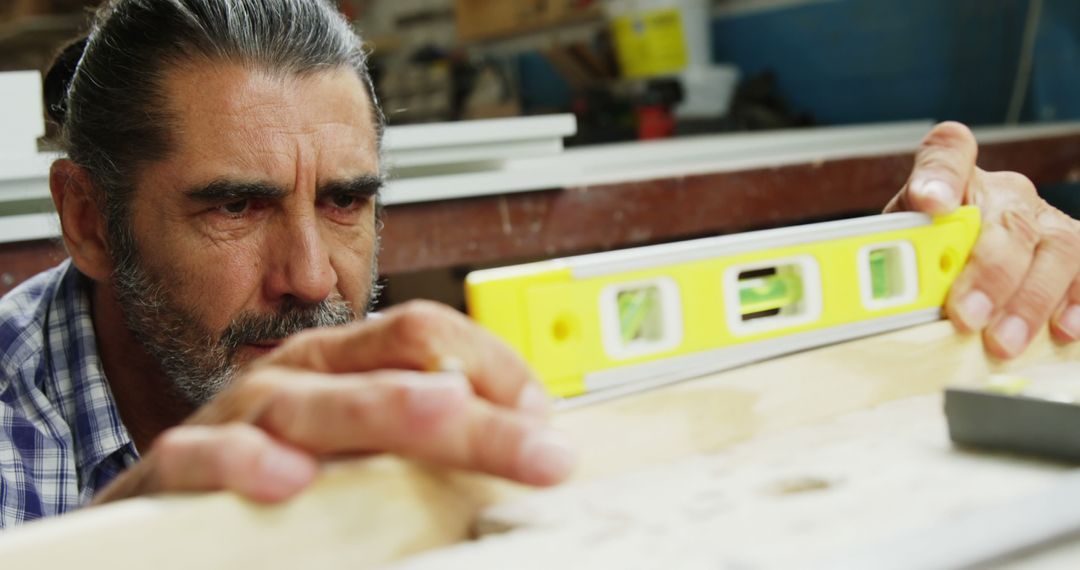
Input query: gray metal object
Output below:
<box><xmin>946</xmin><ymin>388</ymin><xmax>1080</xmax><ymax>463</ymax></box>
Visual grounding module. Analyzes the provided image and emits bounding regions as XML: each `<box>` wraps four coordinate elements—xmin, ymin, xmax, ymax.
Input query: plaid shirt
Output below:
<box><xmin>0</xmin><ymin>260</ymin><xmax>138</xmax><ymax>528</ymax></box>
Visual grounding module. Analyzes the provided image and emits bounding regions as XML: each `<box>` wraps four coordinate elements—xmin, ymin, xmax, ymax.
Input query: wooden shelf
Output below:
<box><xmin>456</xmin><ymin>1</ymin><xmax>605</xmax><ymax>44</ymax></box>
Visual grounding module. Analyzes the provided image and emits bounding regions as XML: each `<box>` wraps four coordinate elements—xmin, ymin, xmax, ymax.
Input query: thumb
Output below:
<box><xmin>885</xmin><ymin>121</ymin><xmax>976</xmax><ymax>215</ymax></box>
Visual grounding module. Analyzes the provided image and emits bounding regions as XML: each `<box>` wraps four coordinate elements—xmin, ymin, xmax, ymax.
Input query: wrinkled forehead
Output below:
<box><xmin>145</xmin><ymin>61</ymin><xmax>381</xmax><ymax>189</ymax></box>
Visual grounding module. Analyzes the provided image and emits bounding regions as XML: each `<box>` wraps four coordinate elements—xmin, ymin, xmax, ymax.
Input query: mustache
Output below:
<box><xmin>219</xmin><ymin>296</ymin><xmax>356</xmax><ymax>352</ymax></box>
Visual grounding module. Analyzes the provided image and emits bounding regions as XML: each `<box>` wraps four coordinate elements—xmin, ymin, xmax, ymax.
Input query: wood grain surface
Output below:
<box><xmin>0</xmin><ymin>322</ymin><xmax>1076</xmax><ymax>568</ymax></box>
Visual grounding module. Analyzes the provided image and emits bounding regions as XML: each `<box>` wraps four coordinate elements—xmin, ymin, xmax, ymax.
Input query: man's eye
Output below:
<box><xmin>219</xmin><ymin>200</ymin><xmax>249</xmax><ymax>215</ymax></box>
<box><xmin>330</xmin><ymin>194</ymin><xmax>358</xmax><ymax>209</ymax></box>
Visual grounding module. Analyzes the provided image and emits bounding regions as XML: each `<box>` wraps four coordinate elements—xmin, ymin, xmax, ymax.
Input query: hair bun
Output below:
<box><xmin>44</xmin><ymin>36</ymin><xmax>89</xmax><ymax>126</ymax></box>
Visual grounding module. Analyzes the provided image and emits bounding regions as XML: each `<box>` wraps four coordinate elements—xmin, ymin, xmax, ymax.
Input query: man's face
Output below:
<box><xmin>113</xmin><ymin>63</ymin><xmax>382</xmax><ymax>404</ymax></box>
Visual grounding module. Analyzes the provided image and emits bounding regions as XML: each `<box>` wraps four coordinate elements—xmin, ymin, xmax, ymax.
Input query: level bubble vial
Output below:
<box><xmin>600</xmin><ymin>278</ymin><xmax>684</xmax><ymax>359</ymax></box>
<box><xmin>858</xmin><ymin>241</ymin><xmax>918</xmax><ymax>310</ymax></box>
<box><xmin>724</xmin><ymin>256</ymin><xmax>823</xmax><ymax>336</ymax></box>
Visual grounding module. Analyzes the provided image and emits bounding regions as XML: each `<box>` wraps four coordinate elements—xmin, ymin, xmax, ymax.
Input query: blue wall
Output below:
<box><xmin>711</xmin><ymin>0</ymin><xmax>1035</xmax><ymax>125</ymax></box>
<box><xmin>517</xmin><ymin>52</ymin><xmax>573</xmax><ymax>112</ymax></box>
<box><xmin>516</xmin><ymin>0</ymin><xmax>1080</xmax><ymax>125</ymax></box>
<box><xmin>1029</xmin><ymin>0</ymin><xmax>1080</xmax><ymax>121</ymax></box>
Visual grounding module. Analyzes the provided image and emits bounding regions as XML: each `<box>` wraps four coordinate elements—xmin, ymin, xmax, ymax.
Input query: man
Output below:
<box><xmin>1</xmin><ymin>0</ymin><xmax>1077</xmax><ymax>528</ymax></box>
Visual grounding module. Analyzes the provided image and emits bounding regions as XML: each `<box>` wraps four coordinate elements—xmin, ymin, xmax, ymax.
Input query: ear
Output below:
<box><xmin>50</xmin><ymin>159</ymin><xmax>113</xmax><ymax>282</ymax></box>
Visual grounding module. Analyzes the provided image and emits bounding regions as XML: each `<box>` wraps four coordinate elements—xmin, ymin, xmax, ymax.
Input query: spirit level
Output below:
<box><xmin>466</xmin><ymin>207</ymin><xmax>980</xmax><ymax>405</ymax></box>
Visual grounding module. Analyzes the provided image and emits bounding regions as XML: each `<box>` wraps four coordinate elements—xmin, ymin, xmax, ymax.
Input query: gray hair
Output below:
<box><xmin>45</xmin><ymin>0</ymin><xmax>384</xmax><ymax>261</ymax></box>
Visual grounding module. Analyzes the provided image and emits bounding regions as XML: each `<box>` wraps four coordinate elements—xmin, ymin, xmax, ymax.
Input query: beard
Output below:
<box><xmin>110</xmin><ymin>242</ymin><xmax>379</xmax><ymax>406</ymax></box>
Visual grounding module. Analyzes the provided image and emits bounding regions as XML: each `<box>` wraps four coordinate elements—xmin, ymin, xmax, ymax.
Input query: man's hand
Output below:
<box><xmin>885</xmin><ymin>121</ymin><xmax>1080</xmax><ymax>358</ymax></box>
<box><xmin>93</xmin><ymin>301</ymin><xmax>575</xmax><ymax>504</ymax></box>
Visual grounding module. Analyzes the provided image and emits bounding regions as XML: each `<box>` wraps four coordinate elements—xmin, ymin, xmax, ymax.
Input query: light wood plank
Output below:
<box><xmin>0</xmin><ymin>323</ymin><xmax>1075</xmax><ymax>568</ymax></box>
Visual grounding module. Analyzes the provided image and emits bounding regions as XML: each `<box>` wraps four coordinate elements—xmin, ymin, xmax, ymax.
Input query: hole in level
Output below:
<box><xmin>940</xmin><ymin>248</ymin><xmax>957</xmax><ymax>274</ymax></box>
<box><xmin>552</xmin><ymin>317</ymin><xmax>574</xmax><ymax>342</ymax></box>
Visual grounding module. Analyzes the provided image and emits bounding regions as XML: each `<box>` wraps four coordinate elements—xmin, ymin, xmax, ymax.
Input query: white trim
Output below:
<box><xmin>0</xmin><ymin>213</ymin><xmax>60</xmax><ymax>244</ymax></box>
<box><xmin>387</xmin><ymin>137</ymin><xmax>564</xmax><ymax>169</ymax></box>
<box><xmin>382</xmin><ymin>115</ymin><xmax>576</xmax><ymax>150</ymax></box>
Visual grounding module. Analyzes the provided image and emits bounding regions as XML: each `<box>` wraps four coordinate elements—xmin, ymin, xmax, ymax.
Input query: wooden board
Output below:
<box><xmin>400</xmin><ymin>392</ymin><xmax>1076</xmax><ymax>569</ymax></box>
<box><xmin>0</xmin><ymin>322</ymin><xmax>1077</xmax><ymax>567</ymax></box>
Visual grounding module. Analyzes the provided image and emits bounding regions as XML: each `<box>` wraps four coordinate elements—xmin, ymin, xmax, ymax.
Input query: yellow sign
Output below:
<box><xmin>612</xmin><ymin>8</ymin><xmax>689</xmax><ymax>79</ymax></box>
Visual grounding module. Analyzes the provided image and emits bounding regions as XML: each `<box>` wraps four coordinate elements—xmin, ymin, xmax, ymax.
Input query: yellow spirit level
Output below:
<box><xmin>466</xmin><ymin>207</ymin><xmax>981</xmax><ymax>404</ymax></box>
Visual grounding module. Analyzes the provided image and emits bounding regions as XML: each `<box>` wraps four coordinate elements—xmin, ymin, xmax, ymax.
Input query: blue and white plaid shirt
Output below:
<box><xmin>0</xmin><ymin>260</ymin><xmax>139</xmax><ymax>528</ymax></box>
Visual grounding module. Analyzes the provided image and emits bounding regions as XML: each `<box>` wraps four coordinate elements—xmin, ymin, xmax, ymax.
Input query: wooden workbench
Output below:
<box><xmin>1</xmin><ymin>321</ymin><xmax>1078</xmax><ymax>568</ymax></box>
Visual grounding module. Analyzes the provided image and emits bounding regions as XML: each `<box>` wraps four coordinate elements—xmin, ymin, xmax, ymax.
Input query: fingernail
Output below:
<box><xmin>914</xmin><ymin>179</ymin><xmax>959</xmax><ymax>211</ymax></box>
<box><xmin>516</xmin><ymin>384</ymin><xmax>552</xmax><ymax>416</ymax></box>
<box><xmin>259</xmin><ymin>448</ymin><xmax>316</xmax><ymax>489</ymax></box>
<box><xmin>1059</xmin><ymin>305</ymin><xmax>1080</xmax><ymax>339</ymax></box>
<box><xmin>429</xmin><ymin>355</ymin><xmax>464</xmax><ymax>373</ymax></box>
<box><xmin>956</xmin><ymin>290</ymin><xmax>994</xmax><ymax>330</ymax></box>
<box><xmin>992</xmin><ymin>315</ymin><xmax>1030</xmax><ymax>357</ymax></box>
<box><xmin>517</xmin><ymin>429</ymin><xmax>577</xmax><ymax>485</ymax></box>
<box><xmin>406</xmin><ymin>372</ymin><xmax>470</xmax><ymax>418</ymax></box>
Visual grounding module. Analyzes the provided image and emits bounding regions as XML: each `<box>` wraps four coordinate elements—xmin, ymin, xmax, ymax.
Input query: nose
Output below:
<box><xmin>264</xmin><ymin>211</ymin><xmax>336</xmax><ymax>305</ymax></box>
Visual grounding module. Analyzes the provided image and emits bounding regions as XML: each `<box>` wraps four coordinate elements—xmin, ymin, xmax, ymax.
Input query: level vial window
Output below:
<box><xmin>858</xmin><ymin>241</ymin><xmax>919</xmax><ymax>310</ymax></box>
<box><xmin>617</xmin><ymin>286</ymin><xmax>664</xmax><ymax>343</ymax></box>
<box><xmin>724</xmin><ymin>256</ymin><xmax>823</xmax><ymax>337</ymax></box>
<box><xmin>737</xmin><ymin>266</ymin><xmax>805</xmax><ymax>321</ymax></box>
<box><xmin>600</xmin><ymin>278</ymin><xmax>684</xmax><ymax>360</ymax></box>
<box><xmin>869</xmin><ymin>248</ymin><xmax>904</xmax><ymax>300</ymax></box>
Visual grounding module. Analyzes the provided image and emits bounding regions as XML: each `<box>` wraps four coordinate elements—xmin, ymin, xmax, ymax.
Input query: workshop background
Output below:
<box><xmin>5</xmin><ymin>1</ymin><xmax>1080</xmax><ymax>125</ymax></box>
<box><xmin>1</xmin><ymin>0</ymin><xmax>1078</xmax><ymax>306</ymax></box>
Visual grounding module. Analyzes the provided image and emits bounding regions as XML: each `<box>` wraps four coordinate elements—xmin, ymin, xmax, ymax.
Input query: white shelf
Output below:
<box><xmin>7</xmin><ymin>120</ymin><xmax>1080</xmax><ymax>245</ymax></box>
<box><xmin>384</xmin><ymin>114</ymin><xmax>576</xmax><ymax>151</ymax></box>
<box><xmin>0</xmin><ymin>212</ymin><xmax>59</xmax><ymax>243</ymax></box>
<box><xmin>0</xmin><ymin>153</ymin><xmax>58</xmax><ymax>205</ymax></box>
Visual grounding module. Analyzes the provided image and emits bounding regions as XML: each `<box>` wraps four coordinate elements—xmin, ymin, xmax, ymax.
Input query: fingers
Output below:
<box><xmin>946</xmin><ymin>210</ymin><xmax>1039</xmax><ymax>333</ymax></box>
<box><xmin>465</xmin><ymin>401</ymin><xmax>577</xmax><ymax>486</ymax></box>
<box><xmin>254</xmin><ymin>370</ymin><xmax>474</xmax><ymax>453</ymax></box>
<box><xmin>94</xmin><ymin>424</ymin><xmax>318</xmax><ymax>504</ymax></box>
<box><xmin>946</xmin><ymin>194</ymin><xmax>1080</xmax><ymax>357</ymax></box>
<box><xmin>885</xmin><ymin>121</ymin><xmax>978</xmax><ymax>215</ymax></box>
<box><xmin>100</xmin><ymin>367</ymin><xmax>575</xmax><ymax>505</ymax></box>
<box><xmin>986</xmin><ymin>212</ymin><xmax>1080</xmax><ymax>357</ymax></box>
<box><xmin>1051</xmin><ymin>278</ymin><xmax>1080</xmax><ymax>342</ymax></box>
<box><xmin>250</xmin><ymin>369</ymin><xmax>576</xmax><ymax>486</ymax></box>
<box><xmin>270</xmin><ymin>300</ymin><xmax>550</xmax><ymax>416</ymax></box>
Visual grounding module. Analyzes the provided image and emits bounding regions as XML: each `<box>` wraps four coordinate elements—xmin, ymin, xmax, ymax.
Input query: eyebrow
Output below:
<box><xmin>184</xmin><ymin>174</ymin><xmax>384</xmax><ymax>203</ymax></box>
<box><xmin>184</xmin><ymin>180</ymin><xmax>287</xmax><ymax>202</ymax></box>
<box><xmin>316</xmin><ymin>174</ymin><xmax>385</xmax><ymax>201</ymax></box>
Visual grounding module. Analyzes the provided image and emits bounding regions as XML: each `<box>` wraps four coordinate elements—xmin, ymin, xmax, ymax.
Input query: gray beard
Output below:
<box><xmin>111</xmin><ymin>251</ymin><xmax>377</xmax><ymax>406</ymax></box>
